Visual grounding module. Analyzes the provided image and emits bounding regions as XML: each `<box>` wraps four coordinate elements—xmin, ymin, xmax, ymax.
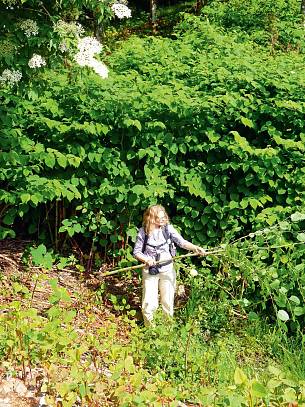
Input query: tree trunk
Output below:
<box><xmin>150</xmin><ymin>0</ymin><xmax>157</xmax><ymax>34</ymax></box>
<box><xmin>195</xmin><ymin>0</ymin><xmax>208</xmax><ymax>15</ymax></box>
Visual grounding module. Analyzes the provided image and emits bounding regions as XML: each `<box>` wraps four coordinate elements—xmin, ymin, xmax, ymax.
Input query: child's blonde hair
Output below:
<box><xmin>142</xmin><ymin>205</ymin><xmax>169</xmax><ymax>235</ymax></box>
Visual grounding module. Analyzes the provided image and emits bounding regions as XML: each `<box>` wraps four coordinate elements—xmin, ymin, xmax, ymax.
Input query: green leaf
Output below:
<box><xmin>124</xmin><ymin>356</ymin><xmax>135</xmax><ymax>373</ymax></box>
<box><xmin>30</xmin><ymin>244</ymin><xmax>53</xmax><ymax>269</ymax></box>
<box><xmin>234</xmin><ymin>367</ymin><xmax>248</xmax><ymax>385</ymax></box>
<box><xmin>293</xmin><ymin>307</ymin><xmax>305</xmax><ymax>316</ymax></box>
<box><xmin>289</xmin><ymin>295</ymin><xmax>300</xmax><ymax>305</ymax></box>
<box><xmin>248</xmin><ymin>311</ymin><xmax>259</xmax><ymax>321</ymax></box>
<box><xmin>0</xmin><ymin>226</ymin><xmax>16</xmax><ymax>239</ymax></box>
<box><xmin>57</xmin><ymin>154</ymin><xmax>67</xmax><ymax>168</ymax></box>
<box><xmin>96</xmin><ymin>123</ymin><xmax>109</xmax><ymax>135</ymax></box>
<box><xmin>30</xmin><ymin>244</ymin><xmax>46</xmax><ymax>265</ymax></box>
<box><xmin>124</xmin><ymin>118</ymin><xmax>141</xmax><ymax>131</ymax></box>
<box><xmin>3</xmin><ymin>211</ymin><xmax>16</xmax><ymax>225</ymax></box>
<box><xmin>31</xmin><ymin>194</ymin><xmax>41</xmax><ymax>206</ymax></box>
<box><xmin>297</xmin><ymin>233</ymin><xmax>305</xmax><ymax>242</ymax></box>
<box><xmin>43</xmin><ymin>253</ymin><xmax>53</xmax><ymax>270</ymax></box>
<box><xmin>179</xmin><ymin>144</ymin><xmax>187</xmax><ymax>154</ymax></box>
<box><xmin>267</xmin><ymin>378</ymin><xmax>282</xmax><ymax>389</ymax></box>
<box><xmin>45</xmin><ymin>153</ymin><xmax>56</xmax><ymax>168</ymax></box>
<box><xmin>291</xmin><ymin>212</ymin><xmax>305</xmax><ymax>222</ymax></box>
<box><xmin>20</xmin><ymin>193</ymin><xmax>31</xmax><ymax>204</ymax></box>
<box><xmin>277</xmin><ymin>310</ymin><xmax>289</xmax><ymax>322</ymax></box>
<box><xmin>170</xmin><ymin>144</ymin><xmax>178</xmax><ymax>154</ymax></box>
<box><xmin>110</xmin><ymin>234</ymin><xmax>117</xmax><ymax>243</ymax></box>
<box><xmin>251</xmin><ymin>381</ymin><xmax>267</xmax><ymax>397</ymax></box>
<box><xmin>206</xmin><ymin>130</ymin><xmax>220</xmax><ymax>143</ymax></box>
<box><xmin>270</xmin><ymin>279</ymin><xmax>280</xmax><ymax>289</ymax></box>
<box><xmin>73</xmin><ymin>223</ymin><xmax>82</xmax><ymax>233</ymax></box>
<box><xmin>241</xmin><ymin>116</ymin><xmax>254</xmax><ymax>128</ymax></box>
<box><xmin>268</xmin><ymin>365</ymin><xmax>282</xmax><ymax>376</ymax></box>
<box><xmin>283</xmin><ymin>388</ymin><xmax>297</xmax><ymax>403</ymax></box>
<box><xmin>62</xmin><ymin>310</ymin><xmax>76</xmax><ymax>323</ymax></box>
<box><xmin>49</xmin><ymin>286</ymin><xmax>71</xmax><ymax>304</ymax></box>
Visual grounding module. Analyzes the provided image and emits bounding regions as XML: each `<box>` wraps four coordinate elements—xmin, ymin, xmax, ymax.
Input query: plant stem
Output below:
<box><xmin>184</xmin><ymin>320</ymin><xmax>195</xmax><ymax>378</ymax></box>
<box><xmin>29</xmin><ymin>274</ymin><xmax>39</xmax><ymax>308</ymax></box>
<box><xmin>99</xmin><ymin>249</ymin><xmax>224</xmax><ymax>277</ymax></box>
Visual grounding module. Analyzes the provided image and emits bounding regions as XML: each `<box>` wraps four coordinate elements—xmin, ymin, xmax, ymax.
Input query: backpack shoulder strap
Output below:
<box><xmin>162</xmin><ymin>224</ymin><xmax>176</xmax><ymax>257</ymax></box>
<box><xmin>162</xmin><ymin>224</ymin><xmax>171</xmax><ymax>242</ymax></box>
<box><xmin>142</xmin><ymin>233</ymin><xmax>148</xmax><ymax>253</ymax></box>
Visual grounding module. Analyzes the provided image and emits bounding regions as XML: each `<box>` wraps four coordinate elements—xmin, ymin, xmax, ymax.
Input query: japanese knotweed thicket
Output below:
<box><xmin>204</xmin><ymin>0</ymin><xmax>305</xmax><ymax>51</ymax></box>
<box><xmin>1</xmin><ymin>16</ymin><xmax>305</xmax><ymax>255</ymax></box>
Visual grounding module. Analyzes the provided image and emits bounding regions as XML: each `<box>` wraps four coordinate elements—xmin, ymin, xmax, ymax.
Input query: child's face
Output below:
<box><xmin>154</xmin><ymin>210</ymin><xmax>167</xmax><ymax>228</ymax></box>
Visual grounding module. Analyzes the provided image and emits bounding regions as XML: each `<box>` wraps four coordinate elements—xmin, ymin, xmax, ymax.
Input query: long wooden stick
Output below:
<box><xmin>98</xmin><ymin>249</ymin><xmax>224</xmax><ymax>277</ymax></box>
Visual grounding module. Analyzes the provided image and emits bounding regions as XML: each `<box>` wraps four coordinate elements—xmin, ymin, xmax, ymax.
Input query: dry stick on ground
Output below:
<box><xmin>0</xmin><ymin>253</ymin><xmax>20</xmax><ymax>270</ymax></box>
<box><xmin>99</xmin><ymin>249</ymin><xmax>224</xmax><ymax>277</ymax></box>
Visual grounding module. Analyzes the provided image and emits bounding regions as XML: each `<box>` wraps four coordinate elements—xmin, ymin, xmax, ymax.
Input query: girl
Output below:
<box><xmin>133</xmin><ymin>204</ymin><xmax>206</xmax><ymax>326</ymax></box>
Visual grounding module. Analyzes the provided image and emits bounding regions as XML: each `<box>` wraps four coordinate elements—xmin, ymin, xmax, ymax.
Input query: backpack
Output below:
<box><xmin>142</xmin><ymin>225</ymin><xmax>176</xmax><ymax>257</ymax></box>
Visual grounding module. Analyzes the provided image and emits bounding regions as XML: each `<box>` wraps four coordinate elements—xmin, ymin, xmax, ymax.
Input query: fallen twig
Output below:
<box><xmin>0</xmin><ymin>253</ymin><xmax>19</xmax><ymax>269</ymax></box>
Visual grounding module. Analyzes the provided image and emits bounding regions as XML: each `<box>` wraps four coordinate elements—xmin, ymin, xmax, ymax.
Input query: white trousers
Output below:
<box><xmin>142</xmin><ymin>268</ymin><xmax>176</xmax><ymax>326</ymax></box>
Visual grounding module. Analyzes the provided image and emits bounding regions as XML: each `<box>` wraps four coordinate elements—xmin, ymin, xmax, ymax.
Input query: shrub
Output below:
<box><xmin>1</xmin><ymin>16</ymin><xmax>304</xmax><ymax>257</ymax></box>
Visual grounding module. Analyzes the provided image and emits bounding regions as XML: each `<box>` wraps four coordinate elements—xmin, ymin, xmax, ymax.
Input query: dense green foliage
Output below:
<box><xmin>1</xmin><ymin>14</ymin><xmax>305</xmax><ymax>253</ymax></box>
<box><xmin>1</xmin><ymin>1</ymin><xmax>305</xmax><ymax>405</ymax></box>
<box><xmin>204</xmin><ymin>0</ymin><xmax>304</xmax><ymax>50</ymax></box>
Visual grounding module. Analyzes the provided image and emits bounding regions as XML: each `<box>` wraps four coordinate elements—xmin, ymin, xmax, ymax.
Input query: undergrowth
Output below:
<box><xmin>1</xmin><ymin>212</ymin><xmax>305</xmax><ymax>406</ymax></box>
<box><xmin>1</xmin><ymin>277</ymin><xmax>305</xmax><ymax>406</ymax></box>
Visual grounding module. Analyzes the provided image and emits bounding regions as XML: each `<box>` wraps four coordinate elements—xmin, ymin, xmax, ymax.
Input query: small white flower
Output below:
<box><xmin>189</xmin><ymin>268</ymin><xmax>198</xmax><ymax>277</ymax></box>
<box><xmin>19</xmin><ymin>19</ymin><xmax>39</xmax><ymax>37</ymax></box>
<box><xmin>111</xmin><ymin>3</ymin><xmax>132</xmax><ymax>19</ymax></box>
<box><xmin>74</xmin><ymin>51</ymin><xmax>91</xmax><ymax>66</ymax></box>
<box><xmin>77</xmin><ymin>36</ymin><xmax>102</xmax><ymax>55</ymax></box>
<box><xmin>74</xmin><ymin>36</ymin><xmax>108</xmax><ymax>79</ymax></box>
<box><xmin>0</xmin><ymin>68</ymin><xmax>22</xmax><ymax>86</ymax></box>
<box><xmin>28</xmin><ymin>54</ymin><xmax>46</xmax><ymax>68</ymax></box>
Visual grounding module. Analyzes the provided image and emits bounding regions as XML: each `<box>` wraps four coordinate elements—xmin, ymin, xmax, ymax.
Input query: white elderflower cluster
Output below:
<box><xmin>77</xmin><ymin>36</ymin><xmax>102</xmax><ymax>55</ymax></box>
<box><xmin>74</xmin><ymin>36</ymin><xmax>108</xmax><ymax>78</ymax></box>
<box><xmin>0</xmin><ymin>68</ymin><xmax>22</xmax><ymax>86</ymax></box>
<box><xmin>111</xmin><ymin>3</ymin><xmax>132</xmax><ymax>19</ymax></box>
<box><xmin>90</xmin><ymin>60</ymin><xmax>109</xmax><ymax>78</ymax></box>
<box><xmin>53</xmin><ymin>20</ymin><xmax>84</xmax><ymax>38</ymax></box>
<box><xmin>19</xmin><ymin>19</ymin><xmax>39</xmax><ymax>37</ymax></box>
<box><xmin>28</xmin><ymin>54</ymin><xmax>46</xmax><ymax>68</ymax></box>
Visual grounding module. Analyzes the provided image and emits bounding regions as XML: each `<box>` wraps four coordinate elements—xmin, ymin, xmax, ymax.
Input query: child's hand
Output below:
<box><xmin>194</xmin><ymin>246</ymin><xmax>207</xmax><ymax>256</ymax></box>
<box><xmin>145</xmin><ymin>259</ymin><xmax>156</xmax><ymax>267</ymax></box>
